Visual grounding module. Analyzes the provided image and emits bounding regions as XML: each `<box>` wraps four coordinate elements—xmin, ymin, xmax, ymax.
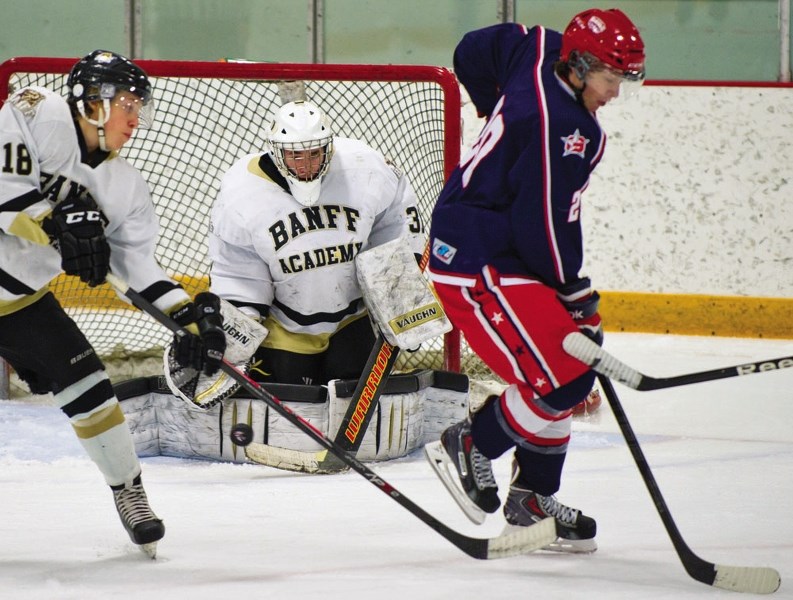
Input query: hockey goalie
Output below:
<box><xmin>118</xmin><ymin>237</ymin><xmax>466</xmax><ymax>466</ymax></box>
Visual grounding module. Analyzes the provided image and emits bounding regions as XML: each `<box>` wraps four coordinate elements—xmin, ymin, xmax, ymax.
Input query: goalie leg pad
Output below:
<box><xmin>328</xmin><ymin>370</ymin><xmax>470</xmax><ymax>461</ymax></box>
<box><xmin>117</xmin><ymin>371</ymin><xmax>470</xmax><ymax>464</ymax></box>
<box><xmin>118</xmin><ymin>376</ymin><xmax>329</xmax><ymax>463</ymax></box>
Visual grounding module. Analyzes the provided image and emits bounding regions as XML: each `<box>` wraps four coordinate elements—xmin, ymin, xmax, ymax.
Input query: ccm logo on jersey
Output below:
<box><xmin>737</xmin><ymin>358</ymin><xmax>793</xmax><ymax>375</ymax></box>
<box><xmin>561</xmin><ymin>129</ymin><xmax>589</xmax><ymax>158</ymax></box>
<box><xmin>432</xmin><ymin>238</ymin><xmax>456</xmax><ymax>264</ymax></box>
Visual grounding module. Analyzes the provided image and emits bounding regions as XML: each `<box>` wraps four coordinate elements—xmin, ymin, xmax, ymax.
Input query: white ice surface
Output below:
<box><xmin>0</xmin><ymin>333</ymin><xmax>790</xmax><ymax>599</ymax></box>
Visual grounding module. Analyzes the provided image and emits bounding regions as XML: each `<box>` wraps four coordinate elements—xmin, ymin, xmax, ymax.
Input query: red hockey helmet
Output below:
<box><xmin>561</xmin><ymin>8</ymin><xmax>645</xmax><ymax>79</ymax></box>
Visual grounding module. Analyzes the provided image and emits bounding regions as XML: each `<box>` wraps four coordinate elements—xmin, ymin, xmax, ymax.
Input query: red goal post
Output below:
<box><xmin>0</xmin><ymin>58</ymin><xmax>462</xmax><ymax>374</ymax></box>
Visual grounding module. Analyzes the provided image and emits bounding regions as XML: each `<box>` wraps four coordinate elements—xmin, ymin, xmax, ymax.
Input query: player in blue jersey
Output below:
<box><xmin>424</xmin><ymin>8</ymin><xmax>645</xmax><ymax>552</ymax></box>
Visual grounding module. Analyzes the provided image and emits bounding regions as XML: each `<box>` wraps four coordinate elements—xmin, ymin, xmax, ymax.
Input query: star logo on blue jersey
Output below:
<box><xmin>561</xmin><ymin>129</ymin><xmax>589</xmax><ymax>158</ymax></box>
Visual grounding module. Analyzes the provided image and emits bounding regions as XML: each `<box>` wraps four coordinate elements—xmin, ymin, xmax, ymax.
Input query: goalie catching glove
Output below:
<box><xmin>42</xmin><ymin>196</ymin><xmax>110</xmax><ymax>287</ymax></box>
<box><xmin>169</xmin><ymin>292</ymin><xmax>227</xmax><ymax>376</ymax></box>
<box><xmin>557</xmin><ymin>277</ymin><xmax>603</xmax><ymax>346</ymax></box>
<box><xmin>164</xmin><ymin>298</ymin><xmax>268</xmax><ymax>409</ymax></box>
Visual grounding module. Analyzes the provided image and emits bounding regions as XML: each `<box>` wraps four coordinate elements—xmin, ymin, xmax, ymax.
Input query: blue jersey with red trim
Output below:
<box><xmin>429</xmin><ymin>23</ymin><xmax>605</xmax><ymax>288</ymax></box>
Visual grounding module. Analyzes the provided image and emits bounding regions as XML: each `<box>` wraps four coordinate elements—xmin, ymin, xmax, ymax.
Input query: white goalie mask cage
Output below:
<box><xmin>266</xmin><ymin>100</ymin><xmax>334</xmax><ymax>207</ymax></box>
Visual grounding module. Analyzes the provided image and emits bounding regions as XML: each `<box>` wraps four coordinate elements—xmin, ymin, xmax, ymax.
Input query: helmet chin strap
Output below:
<box><xmin>566</xmin><ymin>53</ymin><xmax>591</xmax><ymax>108</ymax></box>
<box><xmin>559</xmin><ymin>67</ymin><xmax>587</xmax><ymax>107</ymax></box>
<box><xmin>96</xmin><ymin>126</ymin><xmax>108</xmax><ymax>152</ymax></box>
<box><xmin>77</xmin><ymin>100</ymin><xmax>111</xmax><ymax>152</ymax></box>
<box><xmin>573</xmin><ymin>80</ymin><xmax>587</xmax><ymax>107</ymax></box>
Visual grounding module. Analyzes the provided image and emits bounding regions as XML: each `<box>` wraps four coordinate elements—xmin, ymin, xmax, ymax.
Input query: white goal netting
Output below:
<box><xmin>0</xmin><ymin>58</ymin><xmax>467</xmax><ymax>384</ymax></box>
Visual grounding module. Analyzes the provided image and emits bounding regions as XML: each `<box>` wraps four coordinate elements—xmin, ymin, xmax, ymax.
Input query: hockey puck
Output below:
<box><xmin>230</xmin><ymin>423</ymin><xmax>254</xmax><ymax>447</ymax></box>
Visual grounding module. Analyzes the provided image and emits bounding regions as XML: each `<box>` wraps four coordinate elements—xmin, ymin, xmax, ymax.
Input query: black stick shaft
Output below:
<box><xmin>597</xmin><ymin>374</ymin><xmax>718</xmax><ymax>586</ymax></box>
<box><xmin>565</xmin><ymin>331</ymin><xmax>793</xmax><ymax>391</ymax></box>
<box><xmin>106</xmin><ymin>274</ymin><xmax>498</xmax><ymax>559</ymax></box>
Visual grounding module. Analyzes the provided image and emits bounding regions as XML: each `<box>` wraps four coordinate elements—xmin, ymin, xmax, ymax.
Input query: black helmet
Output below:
<box><xmin>67</xmin><ymin>49</ymin><xmax>152</xmax><ymax>106</ymax></box>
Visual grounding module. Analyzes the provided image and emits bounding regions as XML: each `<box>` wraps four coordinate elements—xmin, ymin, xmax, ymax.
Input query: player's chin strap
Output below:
<box><xmin>96</xmin><ymin>127</ymin><xmax>108</xmax><ymax>152</ymax></box>
<box><xmin>563</xmin><ymin>53</ymin><xmax>589</xmax><ymax>108</ymax></box>
<box><xmin>103</xmin><ymin>272</ymin><xmax>558</xmax><ymax>560</ymax></box>
<box><xmin>77</xmin><ymin>101</ymin><xmax>110</xmax><ymax>152</ymax></box>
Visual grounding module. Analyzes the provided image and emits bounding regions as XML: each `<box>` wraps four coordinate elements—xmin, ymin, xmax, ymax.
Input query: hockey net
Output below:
<box><xmin>0</xmin><ymin>58</ymin><xmax>467</xmax><ymax>382</ymax></box>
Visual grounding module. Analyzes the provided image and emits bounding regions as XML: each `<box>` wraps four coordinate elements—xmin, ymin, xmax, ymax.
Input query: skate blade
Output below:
<box><xmin>542</xmin><ymin>537</ymin><xmax>597</xmax><ymax>554</ymax></box>
<box><xmin>139</xmin><ymin>542</ymin><xmax>158</xmax><ymax>559</ymax></box>
<box><xmin>502</xmin><ymin>524</ymin><xmax>596</xmax><ymax>554</ymax></box>
<box><xmin>424</xmin><ymin>441</ymin><xmax>487</xmax><ymax>525</ymax></box>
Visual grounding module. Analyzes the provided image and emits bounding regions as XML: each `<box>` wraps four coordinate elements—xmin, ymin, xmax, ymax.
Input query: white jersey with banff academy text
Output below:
<box><xmin>209</xmin><ymin>137</ymin><xmax>425</xmax><ymax>339</ymax></box>
<box><xmin>0</xmin><ymin>86</ymin><xmax>188</xmax><ymax>314</ymax></box>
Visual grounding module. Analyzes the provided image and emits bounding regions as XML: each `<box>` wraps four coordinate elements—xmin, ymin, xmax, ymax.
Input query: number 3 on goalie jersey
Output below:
<box><xmin>461</xmin><ymin>96</ymin><xmax>505</xmax><ymax>188</ymax></box>
<box><xmin>406</xmin><ymin>206</ymin><xmax>423</xmax><ymax>233</ymax></box>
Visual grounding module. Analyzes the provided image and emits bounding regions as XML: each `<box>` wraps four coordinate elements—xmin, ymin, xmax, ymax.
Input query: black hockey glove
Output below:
<box><xmin>170</xmin><ymin>292</ymin><xmax>227</xmax><ymax>375</ymax></box>
<box><xmin>557</xmin><ymin>278</ymin><xmax>603</xmax><ymax>346</ymax></box>
<box><xmin>42</xmin><ymin>197</ymin><xmax>110</xmax><ymax>287</ymax></box>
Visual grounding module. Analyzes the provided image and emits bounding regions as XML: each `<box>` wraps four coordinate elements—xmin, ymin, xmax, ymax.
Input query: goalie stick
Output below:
<box><xmin>564</xmin><ymin>331</ymin><xmax>793</xmax><ymax>391</ymax></box>
<box><xmin>246</xmin><ymin>240</ymin><xmax>441</xmax><ymax>473</ymax></box>
<box><xmin>597</xmin><ymin>374</ymin><xmax>780</xmax><ymax>594</ymax></box>
<box><xmin>245</xmin><ymin>333</ymin><xmax>399</xmax><ymax>473</ymax></box>
<box><xmin>105</xmin><ymin>273</ymin><xmax>557</xmax><ymax>559</ymax></box>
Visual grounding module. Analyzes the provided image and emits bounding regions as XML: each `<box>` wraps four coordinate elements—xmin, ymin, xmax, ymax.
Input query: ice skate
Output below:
<box><xmin>111</xmin><ymin>474</ymin><xmax>165</xmax><ymax>558</ymax></box>
<box><xmin>424</xmin><ymin>419</ymin><xmax>500</xmax><ymax>525</ymax></box>
<box><xmin>502</xmin><ymin>485</ymin><xmax>597</xmax><ymax>553</ymax></box>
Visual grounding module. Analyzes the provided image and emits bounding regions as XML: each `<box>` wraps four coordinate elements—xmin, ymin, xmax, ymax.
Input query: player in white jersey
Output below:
<box><xmin>0</xmin><ymin>50</ymin><xmax>226</xmax><ymax>556</ymax></box>
<box><xmin>209</xmin><ymin>100</ymin><xmax>424</xmax><ymax>386</ymax></box>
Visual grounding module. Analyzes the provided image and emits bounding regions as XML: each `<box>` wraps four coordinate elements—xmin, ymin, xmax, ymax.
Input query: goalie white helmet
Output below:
<box><xmin>267</xmin><ymin>100</ymin><xmax>334</xmax><ymax>207</ymax></box>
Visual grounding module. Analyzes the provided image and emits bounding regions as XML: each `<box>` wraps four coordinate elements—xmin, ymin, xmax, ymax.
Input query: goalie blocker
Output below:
<box><xmin>356</xmin><ymin>236</ymin><xmax>451</xmax><ymax>349</ymax></box>
<box><xmin>114</xmin><ymin>369</ymin><xmax>469</xmax><ymax>464</ymax></box>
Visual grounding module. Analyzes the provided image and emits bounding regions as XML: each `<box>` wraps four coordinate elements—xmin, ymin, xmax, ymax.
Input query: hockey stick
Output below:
<box><xmin>247</xmin><ymin>243</ymin><xmax>433</xmax><ymax>473</ymax></box>
<box><xmin>106</xmin><ymin>273</ymin><xmax>556</xmax><ymax>559</ymax></box>
<box><xmin>597</xmin><ymin>374</ymin><xmax>780</xmax><ymax>593</ymax></box>
<box><xmin>564</xmin><ymin>331</ymin><xmax>793</xmax><ymax>391</ymax></box>
<box><xmin>245</xmin><ymin>333</ymin><xmax>399</xmax><ymax>474</ymax></box>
